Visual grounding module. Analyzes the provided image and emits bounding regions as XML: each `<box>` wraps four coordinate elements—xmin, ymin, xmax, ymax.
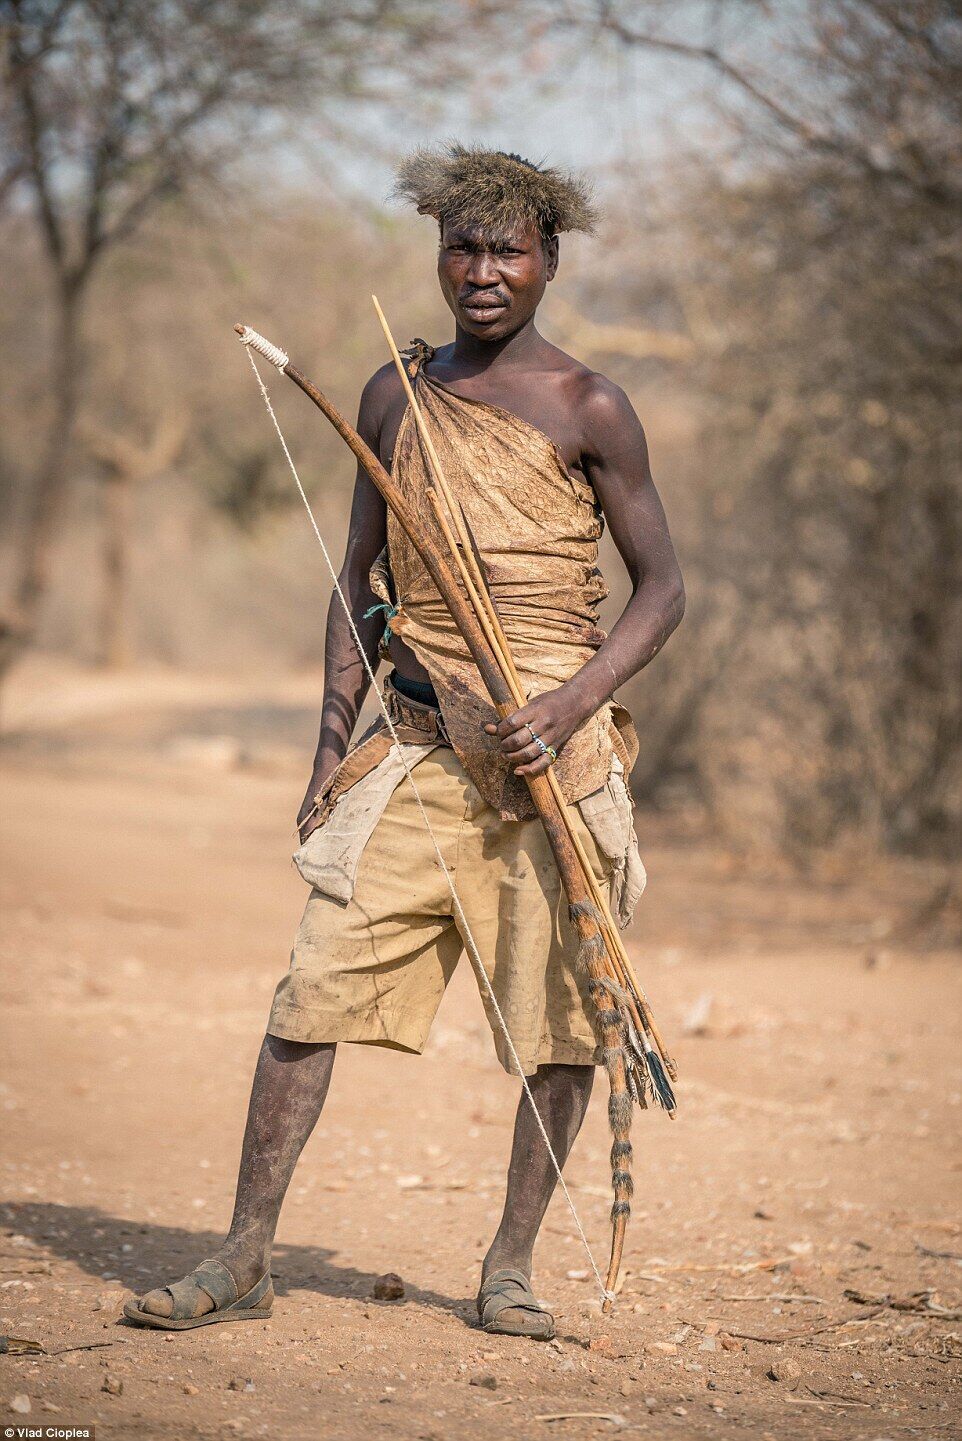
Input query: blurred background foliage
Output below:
<box><xmin>1</xmin><ymin>0</ymin><xmax>959</xmax><ymax>860</ymax></box>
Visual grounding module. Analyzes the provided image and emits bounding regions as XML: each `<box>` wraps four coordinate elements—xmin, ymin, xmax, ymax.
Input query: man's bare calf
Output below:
<box><xmin>482</xmin><ymin>1062</ymin><xmax>594</xmax><ymax>1329</ymax></box>
<box><xmin>138</xmin><ymin>1035</ymin><xmax>335</xmax><ymax>1319</ymax></box>
<box><xmin>485</xmin><ymin>1063</ymin><xmax>594</xmax><ymax>1279</ymax></box>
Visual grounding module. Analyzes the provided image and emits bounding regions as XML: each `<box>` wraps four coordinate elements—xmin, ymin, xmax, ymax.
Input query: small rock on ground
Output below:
<box><xmin>372</xmin><ymin>1273</ymin><xmax>405</xmax><ymax>1301</ymax></box>
<box><xmin>469</xmin><ymin>1373</ymin><xmax>498</xmax><ymax>1390</ymax></box>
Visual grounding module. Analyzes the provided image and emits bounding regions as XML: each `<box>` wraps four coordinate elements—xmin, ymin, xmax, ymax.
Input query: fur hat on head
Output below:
<box><xmin>393</xmin><ymin>143</ymin><xmax>598</xmax><ymax>241</ymax></box>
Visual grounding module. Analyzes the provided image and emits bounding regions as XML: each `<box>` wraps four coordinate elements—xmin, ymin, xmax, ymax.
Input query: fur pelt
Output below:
<box><xmin>393</xmin><ymin>143</ymin><xmax>598</xmax><ymax>240</ymax></box>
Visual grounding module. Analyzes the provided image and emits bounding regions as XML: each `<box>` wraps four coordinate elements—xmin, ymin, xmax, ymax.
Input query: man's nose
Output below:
<box><xmin>465</xmin><ymin>251</ymin><xmax>500</xmax><ymax>287</ymax></box>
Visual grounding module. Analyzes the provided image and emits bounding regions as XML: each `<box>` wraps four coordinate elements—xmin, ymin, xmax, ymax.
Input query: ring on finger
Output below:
<box><xmin>527</xmin><ymin>728</ymin><xmax>558</xmax><ymax>764</ymax></box>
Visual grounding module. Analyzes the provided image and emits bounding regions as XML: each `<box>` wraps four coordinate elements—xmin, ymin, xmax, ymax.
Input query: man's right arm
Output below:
<box><xmin>296</xmin><ymin>367</ymin><xmax>395</xmax><ymax>841</ymax></box>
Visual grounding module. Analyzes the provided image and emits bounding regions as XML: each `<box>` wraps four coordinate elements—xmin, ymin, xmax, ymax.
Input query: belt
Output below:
<box><xmin>312</xmin><ymin>673</ymin><xmax>451</xmax><ymax>825</ymax></box>
<box><xmin>383</xmin><ymin>672</ymin><xmax>450</xmax><ymax>744</ymax></box>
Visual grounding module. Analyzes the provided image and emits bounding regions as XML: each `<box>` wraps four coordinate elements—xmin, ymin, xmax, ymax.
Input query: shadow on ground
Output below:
<box><xmin>1</xmin><ymin>1201</ymin><xmax>475</xmax><ymax>1323</ymax></box>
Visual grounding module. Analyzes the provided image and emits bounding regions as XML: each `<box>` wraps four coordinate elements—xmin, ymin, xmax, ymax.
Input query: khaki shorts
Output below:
<box><xmin>267</xmin><ymin>747</ymin><xmax>627</xmax><ymax>1076</ymax></box>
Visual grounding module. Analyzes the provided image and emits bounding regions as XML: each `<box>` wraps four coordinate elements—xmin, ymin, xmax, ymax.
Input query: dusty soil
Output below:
<box><xmin>1</xmin><ymin>660</ymin><xmax>960</xmax><ymax>1440</ymax></box>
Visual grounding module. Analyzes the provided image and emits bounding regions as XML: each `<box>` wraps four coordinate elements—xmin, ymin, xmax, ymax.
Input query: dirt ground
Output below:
<box><xmin>1</xmin><ymin>659</ymin><xmax>960</xmax><ymax>1441</ymax></box>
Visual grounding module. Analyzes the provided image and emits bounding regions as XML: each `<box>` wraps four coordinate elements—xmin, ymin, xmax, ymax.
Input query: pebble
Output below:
<box><xmin>469</xmin><ymin>1373</ymin><xmax>498</xmax><ymax>1390</ymax></box>
<box><xmin>183</xmin><ymin>1383</ymin><xmax>199</xmax><ymax>1396</ymax></box>
<box><xmin>647</xmin><ymin>1341</ymin><xmax>677</xmax><ymax>1356</ymax></box>
<box><xmin>768</xmin><ymin>1357</ymin><xmax>801</xmax><ymax>1384</ymax></box>
<box><xmin>11</xmin><ymin>1394</ymin><xmax>31</xmax><ymax>1414</ymax></box>
<box><xmin>372</xmin><ymin>1273</ymin><xmax>405</xmax><ymax>1301</ymax></box>
<box><xmin>102</xmin><ymin>1374</ymin><xmax>123</xmax><ymax>1395</ymax></box>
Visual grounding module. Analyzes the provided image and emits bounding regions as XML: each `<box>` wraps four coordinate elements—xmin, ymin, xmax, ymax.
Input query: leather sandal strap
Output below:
<box><xmin>480</xmin><ymin>1267</ymin><xmax>531</xmax><ymax>1295</ymax></box>
<box><xmin>478</xmin><ymin>1269</ymin><xmax>551</xmax><ymax>1328</ymax></box>
<box><xmin>192</xmin><ymin>1259</ymin><xmax>239</xmax><ymax>1312</ymax></box>
<box><xmin>161</xmin><ymin>1260</ymin><xmax>239</xmax><ymax>1320</ymax></box>
<box><xmin>234</xmin><ymin>1270</ymin><xmax>272</xmax><ymax>1311</ymax></box>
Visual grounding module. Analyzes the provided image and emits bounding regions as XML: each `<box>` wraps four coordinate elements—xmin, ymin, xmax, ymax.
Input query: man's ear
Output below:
<box><xmin>545</xmin><ymin>235</ymin><xmax>560</xmax><ymax>281</ymax></box>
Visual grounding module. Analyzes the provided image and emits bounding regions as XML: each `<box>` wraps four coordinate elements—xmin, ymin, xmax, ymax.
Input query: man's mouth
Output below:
<box><xmin>461</xmin><ymin>296</ymin><xmax>508</xmax><ymax>322</ymax></box>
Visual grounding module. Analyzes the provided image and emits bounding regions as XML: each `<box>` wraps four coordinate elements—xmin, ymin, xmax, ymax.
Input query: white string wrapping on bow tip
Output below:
<box><xmin>238</xmin><ymin>325</ymin><xmax>289</xmax><ymax>372</ymax></box>
<box><xmin>244</xmin><ymin>345</ymin><xmax>613</xmax><ymax>1305</ymax></box>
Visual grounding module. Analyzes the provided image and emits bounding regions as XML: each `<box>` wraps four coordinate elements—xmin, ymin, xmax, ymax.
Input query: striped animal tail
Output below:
<box><xmin>571</xmin><ymin>903</ymin><xmax>634</xmax><ymax>1303</ymax></box>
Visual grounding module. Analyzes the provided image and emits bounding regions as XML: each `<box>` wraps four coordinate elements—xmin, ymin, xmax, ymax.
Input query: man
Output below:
<box><xmin>126</xmin><ymin>145</ymin><xmax>684</xmax><ymax>1340</ymax></box>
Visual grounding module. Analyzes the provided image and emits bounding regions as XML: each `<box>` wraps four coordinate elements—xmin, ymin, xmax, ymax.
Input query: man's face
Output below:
<box><xmin>437</xmin><ymin>219</ymin><xmax>559</xmax><ymax>341</ymax></box>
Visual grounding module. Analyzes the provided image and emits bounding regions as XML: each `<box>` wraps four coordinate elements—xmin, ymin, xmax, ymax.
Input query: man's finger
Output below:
<box><xmin>487</xmin><ymin>711</ymin><xmax>536</xmax><ymax>739</ymax></box>
<box><xmin>515</xmin><ymin>753</ymin><xmax>552</xmax><ymax>776</ymax></box>
<box><xmin>507</xmin><ymin>742</ymin><xmax>543</xmax><ymax>768</ymax></box>
<box><xmin>500</xmin><ymin>727</ymin><xmax>536</xmax><ymax>755</ymax></box>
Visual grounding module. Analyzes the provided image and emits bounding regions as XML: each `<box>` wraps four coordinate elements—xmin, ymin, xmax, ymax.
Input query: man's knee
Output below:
<box><xmin>263</xmin><ymin>1034</ymin><xmax>336</xmax><ymax>1064</ymax></box>
<box><xmin>533</xmin><ymin>1061</ymin><xmax>595</xmax><ymax>1092</ymax></box>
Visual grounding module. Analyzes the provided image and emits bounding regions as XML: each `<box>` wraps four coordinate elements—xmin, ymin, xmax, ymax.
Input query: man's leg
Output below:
<box><xmin>483</xmin><ymin>1062</ymin><xmax>594</xmax><ymax>1297</ymax></box>
<box><xmin>137</xmin><ymin>1034</ymin><xmax>335</xmax><ymax>1318</ymax></box>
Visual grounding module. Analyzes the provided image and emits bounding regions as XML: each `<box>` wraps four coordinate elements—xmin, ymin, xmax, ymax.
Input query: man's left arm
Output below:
<box><xmin>487</xmin><ymin>376</ymin><xmax>685</xmax><ymax>777</ymax></box>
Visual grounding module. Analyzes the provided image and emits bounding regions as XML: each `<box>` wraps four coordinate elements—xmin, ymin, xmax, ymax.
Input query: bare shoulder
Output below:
<box><xmin>545</xmin><ymin>341</ymin><xmax>639</xmax><ymax>424</ymax></box>
<box><xmin>566</xmin><ymin>366</ymin><xmax>647</xmax><ymax>462</ymax></box>
<box><xmin>359</xmin><ymin>360</ymin><xmax>404</xmax><ymax>423</ymax></box>
<box><xmin>573</xmin><ymin>368</ymin><xmax>639</xmax><ymax>425</ymax></box>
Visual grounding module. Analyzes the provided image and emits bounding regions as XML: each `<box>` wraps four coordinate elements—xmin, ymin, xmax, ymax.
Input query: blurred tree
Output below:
<box><xmin>0</xmin><ymin>0</ymin><xmax>460</xmax><ymax>687</ymax></box>
<box><xmin>80</xmin><ymin>410</ymin><xmax>186</xmax><ymax>666</ymax></box>
<box><xmin>0</xmin><ymin>191</ymin><xmax>448</xmax><ymax>671</ymax></box>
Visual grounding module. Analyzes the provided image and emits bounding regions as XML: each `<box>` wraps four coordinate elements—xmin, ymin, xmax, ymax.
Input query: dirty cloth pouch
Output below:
<box><xmin>576</xmin><ymin>754</ymin><xmax>646</xmax><ymax>927</ymax></box>
<box><xmin>293</xmin><ymin>741</ymin><xmax>440</xmax><ymax>905</ymax></box>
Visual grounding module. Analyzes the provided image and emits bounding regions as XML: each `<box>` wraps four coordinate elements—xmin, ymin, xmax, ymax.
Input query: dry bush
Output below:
<box><xmin>564</xmin><ymin>2</ymin><xmax>962</xmax><ymax>858</ymax></box>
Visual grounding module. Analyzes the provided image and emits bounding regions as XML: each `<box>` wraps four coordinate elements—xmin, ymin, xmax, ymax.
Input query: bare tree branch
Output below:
<box><xmin>567</xmin><ymin>1</ymin><xmax>962</xmax><ymax>208</ymax></box>
<box><xmin>6</xmin><ymin>13</ymin><xmax>69</xmax><ymax>277</ymax></box>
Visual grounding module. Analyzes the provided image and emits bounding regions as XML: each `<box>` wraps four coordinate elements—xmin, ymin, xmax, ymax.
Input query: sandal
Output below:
<box><xmin>477</xmin><ymin>1267</ymin><xmax>555</xmax><ymax>1340</ymax></box>
<box><xmin>122</xmin><ymin>1259</ymin><xmax>273</xmax><ymax>1331</ymax></box>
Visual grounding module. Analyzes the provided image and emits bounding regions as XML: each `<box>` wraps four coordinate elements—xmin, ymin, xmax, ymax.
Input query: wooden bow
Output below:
<box><xmin>234</xmin><ymin>316</ymin><xmax>677</xmax><ymax>1309</ymax></box>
